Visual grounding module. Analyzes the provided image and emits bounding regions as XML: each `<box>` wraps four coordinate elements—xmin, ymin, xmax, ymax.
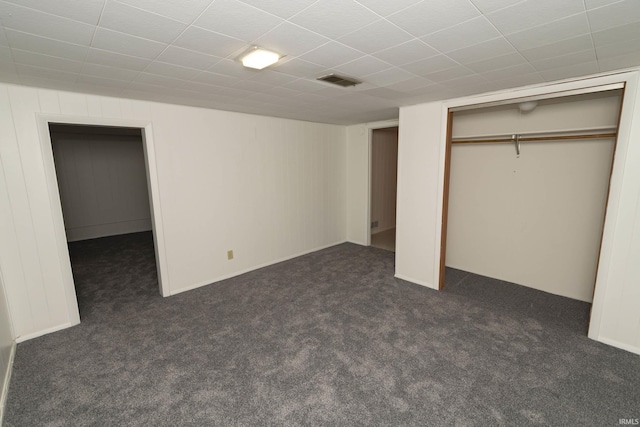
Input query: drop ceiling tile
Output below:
<box><xmin>334</xmin><ymin>55</ymin><xmax>392</xmax><ymax>77</ymax></box>
<box><xmin>11</xmin><ymin>49</ymin><xmax>84</xmax><ymax>73</ymax></box>
<box><xmin>155</xmin><ymin>46</ymin><xmax>221</xmax><ymax>70</ymax></box>
<box><xmin>532</xmin><ymin>49</ymin><xmax>597</xmax><ymax>71</ymax></box>
<box><xmin>421</xmin><ymin>17</ymin><xmax>501</xmax><ymax>53</ymax></box>
<box><xmin>4</xmin><ymin>0</ymin><xmax>105</xmax><ymax>25</ymax></box>
<box><xmin>519</xmin><ymin>34</ymin><xmax>593</xmax><ymax>62</ymax></box>
<box><xmin>15</xmin><ymin>63</ymin><xmax>78</xmax><ymax>82</ymax></box>
<box><xmin>254</xmin><ymin>22</ymin><xmax>329</xmax><ymax>57</ymax></box>
<box><xmin>5</xmin><ymin>29</ymin><xmax>88</xmax><ymax>61</ymax></box>
<box><xmin>194</xmin><ymin>0</ymin><xmax>283</xmax><ymax>42</ymax></box>
<box><xmin>387</xmin><ymin>0</ymin><xmax>480</xmax><ymax>38</ymax></box>
<box><xmin>99</xmin><ymin>1</ymin><xmax>188</xmax><ymax>44</ymax></box>
<box><xmin>486</xmin><ymin>0</ymin><xmax>585</xmax><ymax>35</ymax></box>
<box><xmin>0</xmin><ymin>29</ymin><xmax>7</xmax><ymax>46</ymax></box>
<box><xmin>539</xmin><ymin>61</ymin><xmax>599</xmax><ymax>81</ymax></box>
<box><xmin>360</xmin><ymin>87</ymin><xmax>409</xmax><ymax>100</ymax></box>
<box><xmin>483</xmin><ymin>71</ymin><xmax>544</xmax><ymax>90</ymax></box>
<box><xmin>424</xmin><ymin>65</ymin><xmax>474</xmax><ymax>83</ymax></box>
<box><xmin>282</xmin><ymin>78</ymin><xmax>327</xmax><ymax>92</ymax></box>
<box><xmin>289</xmin><ymin>0</ymin><xmax>379</xmax><ymax>39</ymax></box>
<box><xmin>262</xmin><ymin>85</ymin><xmax>303</xmax><ymax>98</ymax></box>
<box><xmin>249</xmin><ymin>71</ymin><xmax>297</xmax><ymax>86</ymax></box>
<box><xmin>144</xmin><ymin>61</ymin><xmax>202</xmax><ymax>80</ymax></box>
<box><xmin>385</xmin><ymin>76</ymin><xmax>433</xmax><ymax>92</ymax></box>
<box><xmin>207</xmin><ymin>58</ymin><xmax>259</xmax><ymax>78</ymax></box>
<box><xmin>352</xmin><ymin>0</ymin><xmax>422</xmax><ymax>17</ymax></box>
<box><xmin>592</xmin><ymin>22</ymin><xmax>640</xmax><ymax>46</ymax></box>
<box><xmin>236</xmin><ymin>0</ymin><xmax>316</xmax><ymax>19</ymax></box>
<box><xmin>447</xmin><ymin>37</ymin><xmax>515</xmax><ymax>64</ymax></box>
<box><xmin>0</xmin><ymin>46</ymin><xmax>15</xmax><ymax>73</ymax></box>
<box><xmin>75</xmin><ymin>74</ymin><xmax>130</xmax><ymax>89</ymax></box>
<box><xmin>116</xmin><ymin>0</ymin><xmax>213</xmax><ymax>23</ymax></box>
<box><xmin>505</xmin><ymin>13</ymin><xmax>590</xmax><ymax>51</ymax></box>
<box><xmin>469</xmin><ymin>0</ymin><xmax>527</xmax><ymax>14</ymax></box>
<box><xmin>338</xmin><ymin>19</ymin><xmax>412</xmax><ymax>54</ymax></box>
<box><xmin>299</xmin><ymin>42</ymin><xmax>364</xmax><ymax>68</ymax></box>
<box><xmin>85</xmin><ymin>48</ymin><xmax>152</xmax><ymax>71</ymax></box>
<box><xmin>173</xmin><ymin>26</ymin><xmax>248</xmax><ymax>57</ymax></box>
<box><xmin>372</xmin><ymin>39</ymin><xmax>439</xmax><ymax>66</ymax></box>
<box><xmin>191</xmin><ymin>70</ymin><xmax>240</xmax><ymax>86</ymax></box>
<box><xmin>479</xmin><ymin>62</ymin><xmax>537</xmax><ymax>81</ymax></box>
<box><xmin>401</xmin><ymin>54</ymin><xmax>458</xmax><ymax>76</ymax></box>
<box><xmin>270</xmin><ymin>58</ymin><xmax>328</xmax><ymax>78</ymax></box>
<box><xmin>134</xmin><ymin>72</ymin><xmax>186</xmax><ymax>87</ymax></box>
<box><xmin>362</xmin><ymin>67</ymin><xmax>415</xmax><ymax>86</ymax></box>
<box><xmin>81</xmin><ymin>62</ymin><xmax>139</xmax><ymax>81</ymax></box>
<box><xmin>598</xmin><ymin>51</ymin><xmax>640</xmax><ymax>71</ymax></box>
<box><xmin>587</xmin><ymin>0</ymin><xmax>640</xmax><ymax>32</ymax></box>
<box><xmin>230</xmin><ymin>79</ymin><xmax>272</xmax><ymax>92</ymax></box>
<box><xmin>465</xmin><ymin>51</ymin><xmax>527</xmax><ymax>73</ymax></box>
<box><xmin>0</xmin><ymin>2</ymin><xmax>95</xmax><ymax>45</ymax></box>
<box><xmin>595</xmin><ymin>38</ymin><xmax>640</xmax><ymax>58</ymax></box>
<box><xmin>92</xmin><ymin>28</ymin><xmax>168</xmax><ymax>59</ymax></box>
<box><xmin>584</xmin><ymin>0</ymin><xmax>624</xmax><ymax>9</ymax></box>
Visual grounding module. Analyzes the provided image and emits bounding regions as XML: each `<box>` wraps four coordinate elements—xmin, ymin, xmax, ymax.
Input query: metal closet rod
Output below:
<box><xmin>451</xmin><ymin>132</ymin><xmax>617</xmax><ymax>145</ymax></box>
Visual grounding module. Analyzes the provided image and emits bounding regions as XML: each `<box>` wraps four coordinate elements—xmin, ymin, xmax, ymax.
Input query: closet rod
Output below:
<box><xmin>452</xmin><ymin>132</ymin><xmax>617</xmax><ymax>145</ymax></box>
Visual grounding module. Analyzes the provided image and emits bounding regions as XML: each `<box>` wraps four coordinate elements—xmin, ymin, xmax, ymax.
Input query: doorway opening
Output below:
<box><xmin>370</xmin><ymin>126</ymin><xmax>398</xmax><ymax>252</ymax></box>
<box><xmin>49</xmin><ymin>123</ymin><xmax>162</xmax><ymax>320</ymax></box>
<box><xmin>438</xmin><ymin>88</ymin><xmax>624</xmax><ymax>325</ymax></box>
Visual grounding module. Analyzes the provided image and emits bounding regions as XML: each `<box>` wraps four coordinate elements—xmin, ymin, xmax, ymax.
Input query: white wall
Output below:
<box><xmin>51</xmin><ymin>130</ymin><xmax>152</xmax><ymax>242</ymax></box>
<box><xmin>0</xmin><ymin>83</ymin><xmax>346</xmax><ymax>341</ymax></box>
<box><xmin>370</xmin><ymin>127</ymin><xmax>398</xmax><ymax>234</ymax></box>
<box><xmin>346</xmin><ymin>119</ymin><xmax>399</xmax><ymax>246</ymax></box>
<box><xmin>396</xmin><ymin>71</ymin><xmax>640</xmax><ymax>354</ymax></box>
<box><xmin>395</xmin><ymin>103</ymin><xmax>444</xmax><ymax>287</ymax></box>
<box><xmin>447</xmin><ymin>95</ymin><xmax>620</xmax><ymax>302</ymax></box>
<box><xmin>0</xmin><ymin>267</ymin><xmax>15</xmax><ymax>422</ymax></box>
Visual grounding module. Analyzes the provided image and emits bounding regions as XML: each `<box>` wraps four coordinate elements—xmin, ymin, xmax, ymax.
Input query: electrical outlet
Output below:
<box><xmin>371</xmin><ymin>220</ymin><xmax>379</xmax><ymax>229</ymax></box>
<box><xmin>227</xmin><ymin>250</ymin><xmax>234</xmax><ymax>260</ymax></box>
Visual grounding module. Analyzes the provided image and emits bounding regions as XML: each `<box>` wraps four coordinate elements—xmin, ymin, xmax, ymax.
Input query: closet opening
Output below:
<box><xmin>48</xmin><ymin>123</ymin><xmax>162</xmax><ymax>321</ymax></box>
<box><xmin>370</xmin><ymin>126</ymin><xmax>398</xmax><ymax>252</ymax></box>
<box><xmin>439</xmin><ymin>88</ymin><xmax>624</xmax><ymax>322</ymax></box>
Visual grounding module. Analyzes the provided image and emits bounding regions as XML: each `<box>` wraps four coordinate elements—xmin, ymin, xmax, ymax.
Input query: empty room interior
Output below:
<box><xmin>1</xmin><ymin>0</ymin><xmax>640</xmax><ymax>425</ymax></box>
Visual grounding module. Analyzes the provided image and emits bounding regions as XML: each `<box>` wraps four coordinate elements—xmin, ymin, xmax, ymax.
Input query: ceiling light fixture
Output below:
<box><xmin>518</xmin><ymin>101</ymin><xmax>538</xmax><ymax>113</ymax></box>
<box><xmin>237</xmin><ymin>46</ymin><xmax>282</xmax><ymax>70</ymax></box>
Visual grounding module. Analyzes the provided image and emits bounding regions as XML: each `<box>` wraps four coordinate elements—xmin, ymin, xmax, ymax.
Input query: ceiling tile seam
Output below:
<box><xmin>109</xmin><ymin>0</ymin><xmax>194</xmax><ymax>26</ymax></box>
<box><xmin>470</xmin><ymin>0</ymin><xmax>528</xmax><ymax>15</ymax></box>
<box><xmin>582</xmin><ymin>0</ymin><xmax>601</xmax><ymax>73</ymax></box>
<box><xmin>80</xmin><ymin>0</ymin><xmax>107</xmax><ymax>81</ymax></box>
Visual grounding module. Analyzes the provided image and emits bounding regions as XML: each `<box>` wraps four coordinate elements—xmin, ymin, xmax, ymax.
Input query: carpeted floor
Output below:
<box><xmin>4</xmin><ymin>232</ymin><xmax>640</xmax><ymax>426</ymax></box>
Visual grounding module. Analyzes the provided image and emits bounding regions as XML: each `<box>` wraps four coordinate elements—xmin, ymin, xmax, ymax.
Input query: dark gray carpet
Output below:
<box><xmin>4</xmin><ymin>232</ymin><xmax>640</xmax><ymax>426</ymax></box>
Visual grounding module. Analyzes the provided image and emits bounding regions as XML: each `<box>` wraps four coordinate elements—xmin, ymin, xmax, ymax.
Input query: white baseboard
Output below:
<box><xmin>394</xmin><ymin>273</ymin><xmax>437</xmax><ymax>290</ymax></box>
<box><xmin>593</xmin><ymin>336</ymin><xmax>640</xmax><ymax>356</ymax></box>
<box><xmin>0</xmin><ymin>342</ymin><xmax>15</xmax><ymax>425</ymax></box>
<box><xmin>171</xmin><ymin>240</ymin><xmax>348</xmax><ymax>296</ymax></box>
<box><xmin>16</xmin><ymin>322</ymin><xmax>73</xmax><ymax>343</ymax></box>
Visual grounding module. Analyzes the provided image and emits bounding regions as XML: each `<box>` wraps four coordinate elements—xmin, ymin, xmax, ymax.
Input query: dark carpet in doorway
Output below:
<box><xmin>4</xmin><ymin>232</ymin><xmax>640</xmax><ymax>426</ymax></box>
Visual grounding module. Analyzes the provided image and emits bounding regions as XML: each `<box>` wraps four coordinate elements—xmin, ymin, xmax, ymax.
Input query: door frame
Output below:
<box><xmin>366</xmin><ymin>120</ymin><xmax>399</xmax><ymax>246</ymax></box>
<box><xmin>37</xmin><ymin>114</ymin><xmax>170</xmax><ymax>326</ymax></box>
<box><xmin>434</xmin><ymin>71</ymin><xmax>639</xmax><ymax>342</ymax></box>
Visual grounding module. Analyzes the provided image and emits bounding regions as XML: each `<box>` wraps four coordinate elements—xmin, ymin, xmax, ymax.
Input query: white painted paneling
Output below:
<box><xmin>370</xmin><ymin>127</ymin><xmax>398</xmax><ymax>234</ymax></box>
<box><xmin>0</xmin><ymin>83</ymin><xmax>347</xmax><ymax>340</ymax></box>
<box><xmin>446</xmin><ymin>95</ymin><xmax>620</xmax><ymax>302</ymax></box>
<box><xmin>590</xmin><ymin>75</ymin><xmax>640</xmax><ymax>354</ymax></box>
<box><xmin>0</xmin><ymin>229</ymin><xmax>15</xmax><ymax>425</ymax></box>
<box><xmin>346</xmin><ymin>124</ymin><xmax>369</xmax><ymax>245</ymax></box>
<box><xmin>50</xmin><ymin>131</ymin><xmax>152</xmax><ymax>241</ymax></box>
<box><xmin>395</xmin><ymin>102</ymin><xmax>443</xmax><ymax>288</ymax></box>
<box><xmin>346</xmin><ymin>119</ymin><xmax>399</xmax><ymax>246</ymax></box>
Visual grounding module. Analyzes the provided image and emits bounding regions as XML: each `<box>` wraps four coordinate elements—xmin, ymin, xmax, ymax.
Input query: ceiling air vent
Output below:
<box><xmin>317</xmin><ymin>73</ymin><xmax>361</xmax><ymax>87</ymax></box>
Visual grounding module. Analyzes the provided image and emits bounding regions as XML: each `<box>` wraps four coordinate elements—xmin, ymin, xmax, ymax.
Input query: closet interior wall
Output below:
<box><xmin>446</xmin><ymin>91</ymin><xmax>622</xmax><ymax>302</ymax></box>
<box><xmin>49</xmin><ymin>125</ymin><xmax>152</xmax><ymax>242</ymax></box>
